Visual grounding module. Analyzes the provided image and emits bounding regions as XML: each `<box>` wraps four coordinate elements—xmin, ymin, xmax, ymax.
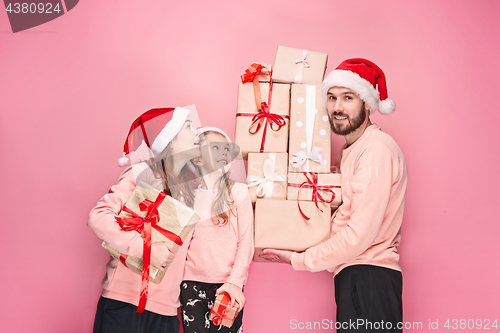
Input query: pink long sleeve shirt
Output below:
<box><xmin>183</xmin><ymin>183</ymin><xmax>254</xmax><ymax>288</ymax></box>
<box><xmin>291</xmin><ymin>124</ymin><xmax>408</xmax><ymax>275</ymax></box>
<box><xmin>87</xmin><ymin>163</ymin><xmax>192</xmax><ymax>316</ymax></box>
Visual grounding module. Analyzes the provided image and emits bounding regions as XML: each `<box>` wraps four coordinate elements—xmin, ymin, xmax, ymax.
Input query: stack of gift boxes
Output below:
<box><xmin>234</xmin><ymin>46</ymin><xmax>342</xmax><ymax>262</ymax></box>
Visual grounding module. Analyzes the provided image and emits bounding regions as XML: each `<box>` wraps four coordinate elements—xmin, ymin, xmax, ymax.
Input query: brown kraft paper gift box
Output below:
<box><xmin>102</xmin><ymin>184</ymin><xmax>200</xmax><ymax>284</ymax></box>
<box><xmin>234</xmin><ymin>82</ymin><xmax>290</xmax><ymax>159</ymax></box>
<box><xmin>272</xmin><ymin>45</ymin><xmax>328</xmax><ymax>84</ymax></box>
<box><xmin>288</xmin><ymin>84</ymin><xmax>331</xmax><ymax>173</ymax></box>
<box><xmin>246</xmin><ymin>152</ymin><xmax>288</xmax><ymax>203</ymax></box>
<box><xmin>209</xmin><ymin>293</ymin><xmax>240</xmax><ymax>328</ymax></box>
<box><xmin>253</xmin><ymin>199</ymin><xmax>331</xmax><ymax>262</ymax></box>
<box><xmin>287</xmin><ymin>172</ymin><xmax>342</xmax><ymax>208</ymax></box>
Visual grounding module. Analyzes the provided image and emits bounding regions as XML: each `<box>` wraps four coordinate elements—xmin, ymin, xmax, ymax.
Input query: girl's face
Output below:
<box><xmin>169</xmin><ymin>116</ymin><xmax>201</xmax><ymax>159</ymax></box>
<box><xmin>199</xmin><ymin>132</ymin><xmax>230</xmax><ymax>172</ymax></box>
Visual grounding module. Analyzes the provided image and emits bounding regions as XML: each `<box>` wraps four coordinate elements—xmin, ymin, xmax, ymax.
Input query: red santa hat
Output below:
<box><xmin>321</xmin><ymin>58</ymin><xmax>396</xmax><ymax>115</ymax></box>
<box><xmin>117</xmin><ymin>107</ymin><xmax>190</xmax><ymax>167</ymax></box>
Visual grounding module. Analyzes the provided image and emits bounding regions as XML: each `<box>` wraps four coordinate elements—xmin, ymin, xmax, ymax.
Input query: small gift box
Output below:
<box><xmin>288</xmin><ymin>84</ymin><xmax>331</xmax><ymax>173</ymax></box>
<box><xmin>209</xmin><ymin>292</ymin><xmax>240</xmax><ymax>328</ymax></box>
<box><xmin>102</xmin><ymin>182</ymin><xmax>200</xmax><ymax>312</ymax></box>
<box><xmin>287</xmin><ymin>172</ymin><xmax>342</xmax><ymax>208</ymax></box>
<box><xmin>253</xmin><ymin>199</ymin><xmax>331</xmax><ymax>262</ymax></box>
<box><xmin>247</xmin><ymin>152</ymin><xmax>288</xmax><ymax>203</ymax></box>
<box><xmin>234</xmin><ymin>82</ymin><xmax>290</xmax><ymax>159</ymax></box>
<box><xmin>272</xmin><ymin>45</ymin><xmax>328</xmax><ymax>84</ymax></box>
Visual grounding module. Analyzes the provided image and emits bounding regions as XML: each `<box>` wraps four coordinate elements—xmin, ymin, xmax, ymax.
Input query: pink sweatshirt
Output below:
<box><xmin>291</xmin><ymin>124</ymin><xmax>407</xmax><ymax>275</ymax></box>
<box><xmin>183</xmin><ymin>183</ymin><xmax>254</xmax><ymax>288</ymax></box>
<box><xmin>87</xmin><ymin>163</ymin><xmax>192</xmax><ymax>316</ymax></box>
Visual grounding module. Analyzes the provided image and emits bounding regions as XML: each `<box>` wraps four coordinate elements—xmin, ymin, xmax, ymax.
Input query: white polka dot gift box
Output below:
<box><xmin>288</xmin><ymin>84</ymin><xmax>331</xmax><ymax>173</ymax></box>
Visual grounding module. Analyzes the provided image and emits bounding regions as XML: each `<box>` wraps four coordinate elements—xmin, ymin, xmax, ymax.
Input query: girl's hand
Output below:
<box><xmin>150</xmin><ymin>242</ymin><xmax>175</xmax><ymax>271</ymax></box>
<box><xmin>216</xmin><ymin>282</ymin><xmax>245</xmax><ymax>309</ymax></box>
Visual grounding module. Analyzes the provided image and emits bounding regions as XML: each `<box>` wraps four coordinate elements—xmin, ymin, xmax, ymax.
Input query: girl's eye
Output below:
<box><xmin>212</xmin><ymin>145</ymin><xmax>218</xmax><ymax>150</ymax></box>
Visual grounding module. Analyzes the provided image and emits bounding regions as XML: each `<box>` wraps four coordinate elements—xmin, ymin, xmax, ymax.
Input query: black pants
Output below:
<box><xmin>93</xmin><ymin>296</ymin><xmax>180</xmax><ymax>333</ymax></box>
<box><xmin>180</xmin><ymin>281</ymin><xmax>244</xmax><ymax>333</ymax></box>
<box><xmin>334</xmin><ymin>265</ymin><xmax>403</xmax><ymax>332</ymax></box>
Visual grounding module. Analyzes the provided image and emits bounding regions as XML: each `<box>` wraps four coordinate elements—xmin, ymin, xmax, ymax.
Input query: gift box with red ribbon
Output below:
<box><xmin>235</xmin><ymin>63</ymin><xmax>290</xmax><ymax>159</ymax></box>
<box><xmin>209</xmin><ymin>292</ymin><xmax>240</xmax><ymax>328</ymax></box>
<box><xmin>272</xmin><ymin>45</ymin><xmax>328</xmax><ymax>84</ymax></box>
<box><xmin>288</xmin><ymin>84</ymin><xmax>331</xmax><ymax>173</ymax></box>
<box><xmin>102</xmin><ymin>184</ymin><xmax>200</xmax><ymax>313</ymax></box>
<box><xmin>287</xmin><ymin>172</ymin><xmax>342</xmax><ymax>209</ymax></box>
<box><xmin>246</xmin><ymin>152</ymin><xmax>288</xmax><ymax>203</ymax></box>
<box><xmin>253</xmin><ymin>199</ymin><xmax>331</xmax><ymax>262</ymax></box>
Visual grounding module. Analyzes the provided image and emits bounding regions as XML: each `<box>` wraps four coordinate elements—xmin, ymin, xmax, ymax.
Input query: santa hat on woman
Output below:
<box><xmin>321</xmin><ymin>58</ymin><xmax>396</xmax><ymax>115</ymax></box>
<box><xmin>117</xmin><ymin>107</ymin><xmax>190</xmax><ymax>167</ymax></box>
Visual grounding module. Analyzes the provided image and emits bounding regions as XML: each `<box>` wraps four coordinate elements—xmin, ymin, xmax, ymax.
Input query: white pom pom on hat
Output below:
<box><xmin>117</xmin><ymin>107</ymin><xmax>190</xmax><ymax>167</ymax></box>
<box><xmin>321</xmin><ymin>58</ymin><xmax>395</xmax><ymax>115</ymax></box>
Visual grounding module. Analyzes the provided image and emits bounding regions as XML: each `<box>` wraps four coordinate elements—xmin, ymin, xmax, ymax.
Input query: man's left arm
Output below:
<box><xmin>290</xmin><ymin>142</ymin><xmax>395</xmax><ymax>272</ymax></box>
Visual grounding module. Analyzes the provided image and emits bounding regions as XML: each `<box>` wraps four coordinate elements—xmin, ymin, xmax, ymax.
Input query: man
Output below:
<box><xmin>261</xmin><ymin>58</ymin><xmax>407</xmax><ymax>332</ymax></box>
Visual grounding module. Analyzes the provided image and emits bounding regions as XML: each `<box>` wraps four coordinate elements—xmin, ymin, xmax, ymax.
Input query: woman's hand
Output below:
<box><xmin>150</xmin><ymin>242</ymin><xmax>175</xmax><ymax>271</ymax></box>
<box><xmin>216</xmin><ymin>282</ymin><xmax>245</xmax><ymax>309</ymax></box>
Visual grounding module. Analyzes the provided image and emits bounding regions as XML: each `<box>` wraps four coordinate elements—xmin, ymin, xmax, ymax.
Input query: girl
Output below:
<box><xmin>87</xmin><ymin>107</ymin><xmax>200</xmax><ymax>333</ymax></box>
<box><xmin>180</xmin><ymin>127</ymin><xmax>254</xmax><ymax>333</ymax></box>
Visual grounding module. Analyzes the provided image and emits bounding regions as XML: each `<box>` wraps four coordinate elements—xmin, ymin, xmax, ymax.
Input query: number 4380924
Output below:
<box><xmin>444</xmin><ymin>319</ymin><xmax>498</xmax><ymax>330</ymax></box>
<box><xmin>6</xmin><ymin>3</ymin><xmax>62</xmax><ymax>14</ymax></box>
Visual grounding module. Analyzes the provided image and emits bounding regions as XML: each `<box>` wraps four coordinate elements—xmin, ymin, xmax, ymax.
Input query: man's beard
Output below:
<box><xmin>328</xmin><ymin>102</ymin><xmax>367</xmax><ymax>136</ymax></box>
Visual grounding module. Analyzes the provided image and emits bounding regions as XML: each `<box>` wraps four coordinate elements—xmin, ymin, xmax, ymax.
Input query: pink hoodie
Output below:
<box><xmin>87</xmin><ymin>163</ymin><xmax>191</xmax><ymax>316</ymax></box>
<box><xmin>291</xmin><ymin>124</ymin><xmax>407</xmax><ymax>275</ymax></box>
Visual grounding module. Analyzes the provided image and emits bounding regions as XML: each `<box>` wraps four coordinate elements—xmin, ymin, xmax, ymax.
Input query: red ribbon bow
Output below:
<box><xmin>237</xmin><ymin>63</ymin><xmax>289</xmax><ymax>152</ymax></box>
<box><xmin>288</xmin><ymin>172</ymin><xmax>341</xmax><ymax>220</ymax></box>
<box><xmin>115</xmin><ymin>191</ymin><xmax>183</xmax><ymax>313</ymax></box>
<box><xmin>211</xmin><ymin>293</ymin><xmax>235</xmax><ymax>326</ymax></box>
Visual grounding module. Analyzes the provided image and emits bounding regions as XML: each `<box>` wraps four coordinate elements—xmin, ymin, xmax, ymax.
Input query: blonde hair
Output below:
<box><xmin>146</xmin><ymin>143</ymin><xmax>196</xmax><ymax>208</ymax></box>
<box><xmin>195</xmin><ymin>131</ymin><xmax>235</xmax><ymax>226</ymax></box>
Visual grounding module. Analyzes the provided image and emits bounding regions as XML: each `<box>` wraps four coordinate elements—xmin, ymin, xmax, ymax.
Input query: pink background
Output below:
<box><xmin>1</xmin><ymin>0</ymin><xmax>499</xmax><ymax>332</ymax></box>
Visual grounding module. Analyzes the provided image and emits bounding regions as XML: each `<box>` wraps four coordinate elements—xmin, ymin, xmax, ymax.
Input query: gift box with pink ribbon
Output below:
<box><xmin>209</xmin><ymin>292</ymin><xmax>240</xmax><ymax>328</ymax></box>
<box><xmin>287</xmin><ymin>172</ymin><xmax>342</xmax><ymax>210</ymax></box>
<box><xmin>246</xmin><ymin>152</ymin><xmax>288</xmax><ymax>203</ymax></box>
<box><xmin>253</xmin><ymin>199</ymin><xmax>331</xmax><ymax>262</ymax></box>
<box><xmin>272</xmin><ymin>45</ymin><xmax>328</xmax><ymax>84</ymax></box>
<box><xmin>288</xmin><ymin>84</ymin><xmax>331</xmax><ymax>173</ymax></box>
<box><xmin>102</xmin><ymin>184</ymin><xmax>199</xmax><ymax>313</ymax></box>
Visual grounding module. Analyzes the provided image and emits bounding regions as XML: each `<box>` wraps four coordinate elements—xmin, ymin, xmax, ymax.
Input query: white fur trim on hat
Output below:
<box><xmin>378</xmin><ymin>98</ymin><xmax>396</xmax><ymax>115</ymax></box>
<box><xmin>150</xmin><ymin>107</ymin><xmax>190</xmax><ymax>156</ymax></box>
<box><xmin>199</xmin><ymin>126</ymin><xmax>232</xmax><ymax>143</ymax></box>
<box><xmin>321</xmin><ymin>70</ymin><xmax>380</xmax><ymax>114</ymax></box>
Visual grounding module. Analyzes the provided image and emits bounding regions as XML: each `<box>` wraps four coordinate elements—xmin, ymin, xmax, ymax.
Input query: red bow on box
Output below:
<box><xmin>288</xmin><ymin>172</ymin><xmax>341</xmax><ymax>221</ymax></box>
<box><xmin>210</xmin><ymin>293</ymin><xmax>236</xmax><ymax>327</ymax></box>
<box><xmin>115</xmin><ymin>191</ymin><xmax>183</xmax><ymax>313</ymax></box>
<box><xmin>237</xmin><ymin>63</ymin><xmax>289</xmax><ymax>152</ymax></box>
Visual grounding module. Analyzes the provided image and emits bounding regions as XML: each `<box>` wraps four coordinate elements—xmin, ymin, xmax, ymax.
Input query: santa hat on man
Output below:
<box><xmin>117</xmin><ymin>107</ymin><xmax>190</xmax><ymax>167</ymax></box>
<box><xmin>321</xmin><ymin>58</ymin><xmax>396</xmax><ymax>115</ymax></box>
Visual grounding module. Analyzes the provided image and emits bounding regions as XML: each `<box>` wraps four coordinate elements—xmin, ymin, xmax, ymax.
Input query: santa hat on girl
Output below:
<box><xmin>321</xmin><ymin>58</ymin><xmax>396</xmax><ymax>115</ymax></box>
<box><xmin>117</xmin><ymin>107</ymin><xmax>190</xmax><ymax>167</ymax></box>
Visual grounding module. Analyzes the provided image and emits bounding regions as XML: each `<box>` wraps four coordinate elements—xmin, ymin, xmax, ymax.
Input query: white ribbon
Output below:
<box><xmin>290</xmin><ymin>85</ymin><xmax>326</xmax><ymax>171</ymax></box>
<box><xmin>247</xmin><ymin>154</ymin><xmax>287</xmax><ymax>199</ymax></box>
<box><xmin>294</xmin><ymin>49</ymin><xmax>310</xmax><ymax>84</ymax></box>
<box><xmin>289</xmin><ymin>146</ymin><xmax>325</xmax><ymax>169</ymax></box>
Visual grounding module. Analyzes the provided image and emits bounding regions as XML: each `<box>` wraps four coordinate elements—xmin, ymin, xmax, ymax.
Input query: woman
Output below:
<box><xmin>88</xmin><ymin>107</ymin><xmax>200</xmax><ymax>333</ymax></box>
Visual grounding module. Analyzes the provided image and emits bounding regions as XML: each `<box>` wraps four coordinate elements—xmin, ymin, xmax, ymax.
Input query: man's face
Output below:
<box><xmin>326</xmin><ymin>87</ymin><xmax>368</xmax><ymax>136</ymax></box>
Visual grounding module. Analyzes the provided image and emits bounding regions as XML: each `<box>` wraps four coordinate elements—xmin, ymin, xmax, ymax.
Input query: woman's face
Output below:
<box><xmin>199</xmin><ymin>132</ymin><xmax>230</xmax><ymax>172</ymax></box>
<box><xmin>169</xmin><ymin>116</ymin><xmax>201</xmax><ymax>160</ymax></box>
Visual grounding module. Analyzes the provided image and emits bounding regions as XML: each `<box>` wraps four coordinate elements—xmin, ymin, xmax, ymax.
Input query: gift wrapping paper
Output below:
<box><xmin>253</xmin><ymin>199</ymin><xmax>331</xmax><ymax>262</ymax></box>
<box><xmin>272</xmin><ymin>45</ymin><xmax>328</xmax><ymax>84</ymax></box>
<box><xmin>288</xmin><ymin>84</ymin><xmax>331</xmax><ymax>173</ymax></box>
<box><xmin>247</xmin><ymin>152</ymin><xmax>288</xmax><ymax>203</ymax></box>
<box><xmin>287</xmin><ymin>172</ymin><xmax>342</xmax><ymax>208</ymax></box>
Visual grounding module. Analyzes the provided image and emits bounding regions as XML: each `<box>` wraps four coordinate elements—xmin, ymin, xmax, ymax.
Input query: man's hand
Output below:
<box><xmin>259</xmin><ymin>249</ymin><xmax>293</xmax><ymax>264</ymax></box>
<box><xmin>216</xmin><ymin>282</ymin><xmax>245</xmax><ymax>309</ymax></box>
<box><xmin>150</xmin><ymin>242</ymin><xmax>175</xmax><ymax>271</ymax></box>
